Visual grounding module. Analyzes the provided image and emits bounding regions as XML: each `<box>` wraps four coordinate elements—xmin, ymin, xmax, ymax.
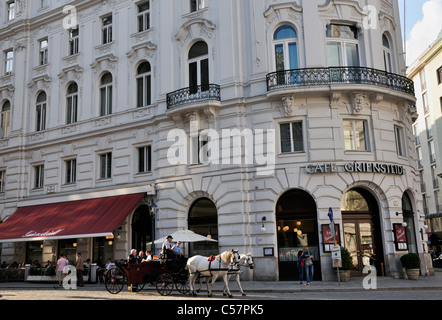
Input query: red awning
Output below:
<box><xmin>0</xmin><ymin>193</ymin><xmax>146</xmax><ymax>243</ymax></box>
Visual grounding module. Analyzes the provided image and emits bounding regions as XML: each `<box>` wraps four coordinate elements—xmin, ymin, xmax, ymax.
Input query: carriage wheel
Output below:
<box><xmin>136</xmin><ymin>283</ymin><xmax>146</xmax><ymax>291</ymax></box>
<box><xmin>156</xmin><ymin>273</ymin><xmax>174</xmax><ymax>296</ymax></box>
<box><xmin>175</xmin><ymin>277</ymin><xmax>190</xmax><ymax>294</ymax></box>
<box><xmin>104</xmin><ymin>267</ymin><xmax>126</xmax><ymax>295</ymax></box>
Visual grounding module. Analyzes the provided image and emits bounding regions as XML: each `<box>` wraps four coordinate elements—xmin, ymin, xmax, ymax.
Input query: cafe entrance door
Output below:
<box><xmin>342</xmin><ymin>188</ymin><xmax>385</xmax><ymax>277</ymax></box>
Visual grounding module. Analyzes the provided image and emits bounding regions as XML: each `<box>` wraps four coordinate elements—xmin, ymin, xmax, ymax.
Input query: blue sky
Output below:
<box><xmin>397</xmin><ymin>0</ymin><xmax>442</xmax><ymax>65</ymax></box>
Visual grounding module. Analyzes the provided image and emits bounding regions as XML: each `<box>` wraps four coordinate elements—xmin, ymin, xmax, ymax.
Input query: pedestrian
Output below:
<box><xmin>76</xmin><ymin>252</ymin><xmax>85</xmax><ymax>287</ymax></box>
<box><xmin>297</xmin><ymin>250</ymin><xmax>304</xmax><ymax>284</ymax></box>
<box><xmin>56</xmin><ymin>254</ymin><xmax>68</xmax><ymax>287</ymax></box>
<box><xmin>303</xmin><ymin>247</ymin><xmax>314</xmax><ymax>285</ymax></box>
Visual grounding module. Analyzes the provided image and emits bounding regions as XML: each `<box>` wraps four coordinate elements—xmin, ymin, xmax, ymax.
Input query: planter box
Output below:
<box><xmin>338</xmin><ymin>270</ymin><xmax>351</xmax><ymax>282</ymax></box>
<box><xmin>405</xmin><ymin>269</ymin><xmax>420</xmax><ymax>280</ymax></box>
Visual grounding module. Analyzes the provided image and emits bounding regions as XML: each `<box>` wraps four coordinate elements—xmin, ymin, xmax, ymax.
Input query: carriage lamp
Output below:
<box><xmin>261</xmin><ymin>216</ymin><xmax>267</xmax><ymax>232</ymax></box>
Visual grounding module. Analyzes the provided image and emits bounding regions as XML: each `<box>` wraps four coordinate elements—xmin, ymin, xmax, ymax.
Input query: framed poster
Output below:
<box><xmin>263</xmin><ymin>247</ymin><xmax>274</xmax><ymax>257</ymax></box>
<box><xmin>321</xmin><ymin>224</ymin><xmax>341</xmax><ymax>252</ymax></box>
<box><xmin>393</xmin><ymin>223</ymin><xmax>408</xmax><ymax>251</ymax></box>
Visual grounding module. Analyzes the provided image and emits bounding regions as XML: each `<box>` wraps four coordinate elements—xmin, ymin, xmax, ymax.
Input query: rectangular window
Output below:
<box><xmin>343</xmin><ymin>120</ymin><xmax>369</xmax><ymax>151</ymax></box>
<box><xmin>437</xmin><ymin>67</ymin><xmax>442</xmax><ymax>85</ymax></box>
<box><xmin>190</xmin><ymin>135</ymin><xmax>208</xmax><ymax>165</ymax></box>
<box><xmin>429</xmin><ymin>140</ymin><xmax>436</xmax><ymax>163</ymax></box>
<box><xmin>435</xmin><ymin>191</ymin><xmax>441</xmax><ymax>213</ymax></box>
<box><xmin>422</xmin><ymin>92</ymin><xmax>429</xmax><ymax>114</ymax></box>
<box><xmin>137</xmin><ymin>1</ymin><xmax>150</xmax><ymax>32</ymax></box>
<box><xmin>413</xmin><ymin>124</ymin><xmax>420</xmax><ymax>145</ymax></box>
<box><xmin>99</xmin><ymin>153</ymin><xmax>112</xmax><ymax>179</ymax></box>
<box><xmin>36</xmin><ymin>103</ymin><xmax>46</xmax><ymax>132</ymax></box>
<box><xmin>102</xmin><ymin>15</ymin><xmax>113</xmax><ymax>44</ymax></box>
<box><xmin>7</xmin><ymin>1</ymin><xmax>15</xmax><ymax>21</ymax></box>
<box><xmin>280</xmin><ymin>122</ymin><xmax>304</xmax><ymax>153</ymax></box>
<box><xmin>394</xmin><ymin>126</ymin><xmax>406</xmax><ymax>157</ymax></box>
<box><xmin>190</xmin><ymin>0</ymin><xmax>205</xmax><ymax>12</ymax></box>
<box><xmin>34</xmin><ymin>165</ymin><xmax>44</xmax><ymax>189</ymax></box>
<box><xmin>420</xmin><ymin>70</ymin><xmax>427</xmax><ymax>91</ymax></box>
<box><xmin>138</xmin><ymin>146</ymin><xmax>152</xmax><ymax>173</ymax></box>
<box><xmin>5</xmin><ymin>50</ymin><xmax>13</xmax><ymax>75</ymax></box>
<box><xmin>417</xmin><ymin>147</ymin><xmax>423</xmax><ymax>168</ymax></box>
<box><xmin>425</xmin><ymin>116</ymin><xmax>433</xmax><ymax>139</ymax></box>
<box><xmin>65</xmin><ymin>159</ymin><xmax>77</xmax><ymax>184</ymax></box>
<box><xmin>69</xmin><ymin>28</ymin><xmax>79</xmax><ymax>56</ymax></box>
<box><xmin>39</xmin><ymin>39</ymin><xmax>48</xmax><ymax>65</ymax></box>
<box><xmin>423</xmin><ymin>194</ymin><xmax>429</xmax><ymax>215</ymax></box>
<box><xmin>0</xmin><ymin>170</ymin><xmax>5</xmax><ymax>193</ymax></box>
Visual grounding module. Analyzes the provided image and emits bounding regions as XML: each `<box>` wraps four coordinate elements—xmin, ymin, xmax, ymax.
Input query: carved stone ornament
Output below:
<box><xmin>352</xmin><ymin>93</ymin><xmax>369</xmax><ymax>113</ymax></box>
<box><xmin>282</xmin><ymin>96</ymin><xmax>295</xmax><ymax>116</ymax></box>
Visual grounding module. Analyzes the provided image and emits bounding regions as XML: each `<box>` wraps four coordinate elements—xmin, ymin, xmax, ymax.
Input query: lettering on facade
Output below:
<box><xmin>305</xmin><ymin>162</ymin><xmax>405</xmax><ymax>176</ymax></box>
<box><xmin>22</xmin><ymin>228</ymin><xmax>66</xmax><ymax>238</ymax></box>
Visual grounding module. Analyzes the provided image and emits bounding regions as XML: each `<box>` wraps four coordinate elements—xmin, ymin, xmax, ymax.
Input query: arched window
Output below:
<box><xmin>188</xmin><ymin>41</ymin><xmax>209</xmax><ymax>93</ymax></box>
<box><xmin>1</xmin><ymin>100</ymin><xmax>11</xmax><ymax>139</ymax></box>
<box><xmin>36</xmin><ymin>92</ymin><xmax>47</xmax><ymax>132</ymax></box>
<box><xmin>273</xmin><ymin>25</ymin><xmax>298</xmax><ymax>71</ymax></box>
<box><xmin>99</xmin><ymin>73</ymin><xmax>113</xmax><ymax>116</ymax></box>
<box><xmin>136</xmin><ymin>62</ymin><xmax>151</xmax><ymax>107</ymax></box>
<box><xmin>66</xmin><ymin>82</ymin><xmax>78</xmax><ymax>124</ymax></box>
<box><xmin>326</xmin><ymin>24</ymin><xmax>360</xmax><ymax>67</ymax></box>
<box><xmin>382</xmin><ymin>34</ymin><xmax>393</xmax><ymax>73</ymax></box>
<box><xmin>132</xmin><ymin>205</ymin><xmax>153</xmax><ymax>253</ymax></box>
<box><xmin>188</xmin><ymin>198</ymin><xmax>218</xmax><ymax>256</ymax></box>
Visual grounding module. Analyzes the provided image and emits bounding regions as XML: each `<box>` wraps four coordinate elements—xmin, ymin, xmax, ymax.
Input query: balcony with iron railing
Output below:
<box><xmin>266</xmin><ymin>66</ymin><xmax>415</xmax><ymax>98</ymax></box>
<box><xmin>166</xmin><ymin>84</ymin><xmax>221</xmax><ymax>110</ymax></box>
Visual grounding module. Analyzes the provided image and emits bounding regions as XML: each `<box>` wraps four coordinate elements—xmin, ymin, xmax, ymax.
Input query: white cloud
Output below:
<box><xmin>405</xmin><ymin>0</ymin><xmax>442</xmax><ymax>66</ymax></box>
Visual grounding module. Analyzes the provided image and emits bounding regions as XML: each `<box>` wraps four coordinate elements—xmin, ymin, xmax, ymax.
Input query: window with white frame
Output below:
<box><xmin>6</xmin><ymin>1</ymin><xmax>15</xmax><ymax>21</ymax></box>
<box><xmin>34</xmin><ymin>164</ymin><xmax>44</xmax><ymax>189</ymax></box>
<box><xmin>188</xmin><ymin>41</ymin><xmax>209</xmax><ymax>93</ymax></box>
<box><xmin>343</xmin><ymin>119</ymin><xmax>369</xmax><ymax>151</ymax></box>
<box><xmin>69</xmin><ymin>27</ymin><xmax>79</xmax><ymax>56</ymax></box>
<box><xmin>394</xmin><ymin>126</ymin><xmax>406</xmax><ymax>157</ymax></box>
<box><xmin>99</xmin><ymin>73</ymin><xmax>113</xmax><ymax>116</ymax></box>
<box><xmin>190</xmin><ymin>0</ymin><xmax>205</xmax><ymax>12</ymax></box>
<box><xmin>39</xmin><ymin>39</ymin><xmax>48</xmax><ymax>65</ymax></box>
<box><xmin>190</xmin><ymin>134</ymin><xmax>209</xmax><ymax>165</ymax></box>
<box><xmin>273</xmin><ymin>25</ymin><xmax>298</xmax><ymax>72</ymax></box>
<box><xmin>417</xmin><ymin>147</ymin><xmax>423</xmax><ymax>168</ymax></box>
<box><xmin>136</xmin><ymin>62</ymin><xmax>151</xmax><ymax>107</ymax></box>
<box><xmin>382</xmin><ymin>34</ymin><xmax>393</xmax><ymax>73</ymax></box>
<box><xmin>326</xmin><ymin>24</ymin><xmax>360</xmax><ymax>67</ymax></box>
<box><xmin>1</xmin><ymin>100</ymin><xmax>10</xmax><ymax>139</ymax></box>
<box><xmin>101</xmin><ymin>15</ymin><xmax>113</xmax><ymax>44</ymax></box>
<box><xmin>66</xmin><ymin>82</ymin><xmax>78</xmax><ymax>124</ymax></box>
<box><xmin>65</xmin><ymin>159</ymin><xmax>77</xmax><ymax>184</ymax></box>
<box><xmin>99</xmin><ymin>153</ymin><xmax>112</xmax><ymax>179</ymax></box>
<box><xmin>4</xmin><ymin>50</ymin><xmax>13</xmax><ymax>75</ymax></box>
<box><xmin>138</xmin><ymin>146</ymin><xmax>152</xmax><ymax>173</ymax></box>
<box><xmin>0</xmin><ymin>170</ymin><xmax>5</xmax><ymax>193</ymax></box>
<box><xmin>429</xmin><ymin>140</ymin><xmax>436</xmax><ymax>163</ymax></box>
<box><xmin>280</xmin><ymin>122</ymin><xmax>304</xmax><ymax>153</ymax></box>
<box><xmin>36</xmin><ymin>91</ymin><xmax>47</xmax><ymax>132</ymax></box>
<box><xmin>40</xmin><ymin>0</ymin><xmax>48</xmax><ymax>8</ymax></box>
<box><xmin>137</xmin><ymin>1</ymin><xmax>150</xmax><ymax>32</ymax></box>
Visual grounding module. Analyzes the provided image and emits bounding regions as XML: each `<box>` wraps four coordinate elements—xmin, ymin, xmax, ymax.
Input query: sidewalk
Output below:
<box><xmin>1</xmin><ymin>270</ymin><xmax>442</xmax><ymax>293</ymax></box>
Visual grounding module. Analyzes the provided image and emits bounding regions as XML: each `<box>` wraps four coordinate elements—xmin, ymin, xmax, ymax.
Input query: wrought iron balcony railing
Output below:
<box><xmin>266</xmin><ymin>67</ymin><xmax>415</xmax><ymax>96</ymax></box>
<box><xmin>167</xmin><ymin>84</ymin><xmax>221</xmax><ymax>109</ymax></box>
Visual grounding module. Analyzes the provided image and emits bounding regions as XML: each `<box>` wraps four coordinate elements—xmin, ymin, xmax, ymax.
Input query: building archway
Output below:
<box><xmin>276</xmin><ymin>189</ymin><xmax>320</xmax><ymax>281</ymax></box>
<box><xmin>341</xmin><ymin>188</ymin><xmax>385</xmax><ymax>276</ymax></box>
<box><xmin>402</xmin><ymin>192</ymin><xmax>418</xmax><ymax>254</ymax></box>
<box><xmin>131</xmin><ymin>205</ymin><xmax>152</xmax><ymax>253</ymax></box>
<box><xmin>188</xmin><ymin>198</ymin><xmax>219</xmax><ymax>256</ymax></box>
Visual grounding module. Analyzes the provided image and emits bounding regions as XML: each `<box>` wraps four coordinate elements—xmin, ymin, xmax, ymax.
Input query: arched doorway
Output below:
<box><xmin>188</xmin><ymin>198</ymin><xmax>218</xmax><ymax>256</ymax></box>
<box><xmin>276</xmin><ymin>189</ymin><xmax>320</xmax><ymax>281</ymax></box>
<box><xmin>342</xmin><ymin>188</ymin><xmax>385</xmax><ymax>276</ymax></box>
<box><xmin>131</xmin><ymin>205</ymin><xmax>152</xmax><ymax>253</ymax></box>
<box><xmin>402</xmin><ymin>193</ymin><xmax>418</xmax><ymax>254</ymax></box>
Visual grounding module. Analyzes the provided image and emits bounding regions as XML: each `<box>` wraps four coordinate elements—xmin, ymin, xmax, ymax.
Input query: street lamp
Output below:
<box><xmin>149</xmin><ymin>199</ymin><xmax>158</xmax><ymax>255</ymax></box>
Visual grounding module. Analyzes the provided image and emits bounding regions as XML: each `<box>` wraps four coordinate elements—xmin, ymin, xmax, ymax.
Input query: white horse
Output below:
<box><xmin>198</xmin><ymin>252</ymin><xmax>254</xmax><ymax>296</ymax></box>
<box><xmin>187</xmin><ymin>249</ymin><xmax>240</xmax><ymax>298</ymax></box>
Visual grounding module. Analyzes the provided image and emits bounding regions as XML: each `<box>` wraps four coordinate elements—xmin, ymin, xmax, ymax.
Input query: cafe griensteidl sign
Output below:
<box><xmin>305</xmin><ymin>162</ymin><xmax>405</xmax><ymax>176</ymax></box>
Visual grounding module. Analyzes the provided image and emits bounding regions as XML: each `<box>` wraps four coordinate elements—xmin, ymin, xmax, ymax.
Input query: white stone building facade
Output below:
<box><xmin>0</xmin><ymin>0</ymin><xmax>432</xmax><ymax>281</ymax></box>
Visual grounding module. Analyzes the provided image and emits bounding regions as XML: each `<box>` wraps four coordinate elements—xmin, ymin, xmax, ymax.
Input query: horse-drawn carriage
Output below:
<box><xmin>104</xmin><ymin>256</ymin><xmax>189</xmax><ymax>296</ymax></box>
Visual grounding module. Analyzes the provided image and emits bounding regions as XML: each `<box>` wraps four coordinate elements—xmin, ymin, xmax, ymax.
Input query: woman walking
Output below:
<box><xmin>297</xmin><ymin>250</ymin><xmax>304</xmax><ymax>284</ymax></box>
